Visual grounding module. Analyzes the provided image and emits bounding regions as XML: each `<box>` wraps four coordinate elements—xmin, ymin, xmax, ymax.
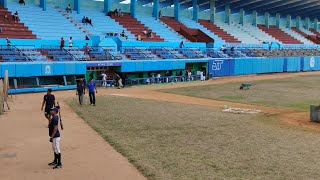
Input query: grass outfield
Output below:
<box><xmin>69</xmin><ymin>96</ymin><xmax>320</xmax><ymax>179</ymax></box>
<box><xmin>160</xmin><ymin>76</ymin><xmax>320</xmax><ymax>111</ymax></box>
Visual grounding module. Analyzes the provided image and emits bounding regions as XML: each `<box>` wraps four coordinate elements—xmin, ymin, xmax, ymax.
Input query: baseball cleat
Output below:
<box><xmin>53</xmin><ymin>164</ymin><xmax>62</xmax><ymax>169</ymax></box>
<box><xmin>48</xmin><ymin>161</ymin><xmax>57</xmax><ymax>166</ymax></box>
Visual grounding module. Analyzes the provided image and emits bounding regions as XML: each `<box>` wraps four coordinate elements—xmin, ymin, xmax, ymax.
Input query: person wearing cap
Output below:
<box><xmin>41</xmin><ymin>89</ymin><xmax>56</xmax><ymax>127</ymax></box>
<box><xmin>48</xmin><ymin>106</ymin><xmax>62</xmax><ymax>169</ymax></box>
<box><xmin>76</xmin><ymin>78</ymin><xmax>85</xmax><ymax>105</ymax></box>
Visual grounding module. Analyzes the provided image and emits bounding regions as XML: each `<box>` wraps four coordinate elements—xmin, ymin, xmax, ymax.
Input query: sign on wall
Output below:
<box><xmin>208</xmin><ymin>59</ymin><xmax>235</xmax><ymax>77</ymax></box>
<box><xmin>310</xmin><ymin>56</ymin><xmax>315</xmax><ymax>68</ymax></box>
<box><xmin>42</xmin><ymin>64</ymin><xmax>53</xmax><ymax>76</ymax></box>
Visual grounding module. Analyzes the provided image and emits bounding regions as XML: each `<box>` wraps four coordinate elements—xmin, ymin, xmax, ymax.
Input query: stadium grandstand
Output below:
<box><xmin>0</xmin><ymin>0</ymin><xmax>320</xmax><ymax>93</ymax></box>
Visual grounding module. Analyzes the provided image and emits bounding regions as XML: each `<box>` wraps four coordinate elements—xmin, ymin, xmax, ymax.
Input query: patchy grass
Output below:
<box><xmin>219</xmin><ymin>95</ymin><xmax>245</xmax><ymax>101</ymax></box>
<box><xmin>160</xmin><ymin>76</ymin><xmax>320</xmax><ymax>111</ymax></box>
<box><xmin>69</xmin><ymin>96</ymin><xmax>320</xmax><ymax>180</ymax></box>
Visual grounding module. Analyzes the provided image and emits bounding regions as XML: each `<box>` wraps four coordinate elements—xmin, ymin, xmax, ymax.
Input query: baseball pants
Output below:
<box><xmin>52</xmin><ymin>137</ymin><xmax>61</xmax><ymax>154</ymax></box>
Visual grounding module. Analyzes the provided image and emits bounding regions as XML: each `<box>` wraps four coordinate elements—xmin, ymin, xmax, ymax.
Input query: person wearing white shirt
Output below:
<box><xmin>101</xmin><ymin>72</ymin><xmax>107</xmax><ymax>87</ymax></box>
<box><xmin>69</xmin><ymin>37</ymin><xmax>73</xmax><ymax>47</ymax></box>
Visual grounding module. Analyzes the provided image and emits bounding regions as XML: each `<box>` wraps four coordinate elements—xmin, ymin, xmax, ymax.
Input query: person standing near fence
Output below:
<box><xmin>115</xmin><ymin>73</ymin><xmax>123</xmax><ymax>89</ymax></box>
<box><xmin>76</xmin><ymin>79</ymin><xmax>85</xmax><ymax>105</ymax></box>
<box><xmin>87</xmin><ymin>78</ymin><xmax>97</xmax><ymax>106</ymax></box>
<box><xmin>188</xmin><ymin>71</ymin><xmax>192</xmax><ymax>81</ymax></box>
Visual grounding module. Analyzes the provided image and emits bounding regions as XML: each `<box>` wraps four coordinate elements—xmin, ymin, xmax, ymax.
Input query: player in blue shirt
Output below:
<box><xmin>48</xmin><ymin>106</ymin><xmax>62</xmax><ymax>169</ymax></box>
<box><xmin>87</xmin><ymin>78</ymin><xmax>98</xmax><ymax>106</ymax></box>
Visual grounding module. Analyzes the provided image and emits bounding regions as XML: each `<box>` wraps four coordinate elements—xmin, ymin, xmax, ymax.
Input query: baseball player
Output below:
<box><xmin>41</xmin><ymin>89</ymin><xmax>56</xmax><ymax>127</ymax></box>
<box><xmin>87</xmin><ymin>78</ymin><xmax>97</xmax><ymax>106</ymax></box>
<box><xmin>76</xmin><ymin>78</ymin><xmax>85</xmax><ymax>105</ymax></box>
<box><xmin>48</xmin><ymin>106</ymin><xmax>62</xmax><ymax>169</ymax></box>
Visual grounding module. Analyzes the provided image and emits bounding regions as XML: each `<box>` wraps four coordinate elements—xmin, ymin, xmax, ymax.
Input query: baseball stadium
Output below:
<box><xmin>2</xmin><ymin>0</ymin><xmax>320</xmax><ymax>179</ymax></box>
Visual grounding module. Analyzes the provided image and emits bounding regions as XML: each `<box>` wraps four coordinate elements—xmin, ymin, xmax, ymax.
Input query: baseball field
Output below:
<box><xmin>2</xmin><ymin>72</ymin><xmax>320</xmax><ymax>180</ymax></box>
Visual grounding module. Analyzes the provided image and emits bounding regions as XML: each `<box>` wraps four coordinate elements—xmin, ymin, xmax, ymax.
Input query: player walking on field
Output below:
<box><xmin>48</xmin><ymin>106</ymin><xmax>62</xmax><ymax>169</ymax></box>
<box><xmin>76</xmin><ymin>78</ymin><xmax>86</xmax><ymax>105</ymax></box>
<box><xmin>41</xmin><ymin>89</ymin><xmax>56</xmax><ymax>127</ymax></box>
<box><xmin>87</xmin><ymin>78</ymin><xmax>97</xmax><ymax>106</ymax></box>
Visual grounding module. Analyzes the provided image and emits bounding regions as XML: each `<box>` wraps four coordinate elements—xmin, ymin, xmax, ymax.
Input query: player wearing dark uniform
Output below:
<box><xmin>76</xmin><ymin>78</ymin><xmax>85</xmax><ymax>105</ymax></box>
<box><xmin>48</xmin><ymin>106</ymin><xmax>62</xmax><ymax>169</ymax></box>
<box><xmin>41</xmin><ymin>89</ymin><xmax>56</xmax><ymax>127</ymax></box>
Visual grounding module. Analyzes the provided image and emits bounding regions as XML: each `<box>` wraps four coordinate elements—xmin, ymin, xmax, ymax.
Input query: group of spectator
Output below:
<box><xmin>112</xmin><ymin>9</ymin><xmax>123</xmax><ymax>17</ymax></box>
<box><xmin>59</xmin><ymin>37</ymin><xmax>73</xmax><ymax>49</ymax></box>
<box><xmin>66</xmin><ymin>4</ymin><xmax>72</xmax><ymax>14</ymax></box>
<box><xmin>3</xmin><ymin>11</ymin><xmax>20</xmax><ymax>23</ymax></box>
<box><xmin>146</xmin><ymin>70</ymin><xmax>197</xmax><ymax>84</ymax></box>
<box><xmin>142</xmin><ymin>29</ymin><xmax>154</xmax><ymax>38</ymax></box>
<box><xmin>81</xmin><ymin>16</ymin><xmax>93</xmax><ymax>26</ymax></box>
<box><xmin>220</xmin><ymin>45</ymin><xmax>236</xmax><ymax>54</ymax></box>
<box><xmin>120</xmin><ymin>30</ymin><xmax>128</xmax><ymax>40</ymax></box>
<box><xmin>98</xmin><ymin>72</ymin><xmax>125</xmax><ymax>89</ymax></box>
<box><xmin>18</xmin><ymin>0</ymin><xmax>25</xmax><ymax>6</ymax></box>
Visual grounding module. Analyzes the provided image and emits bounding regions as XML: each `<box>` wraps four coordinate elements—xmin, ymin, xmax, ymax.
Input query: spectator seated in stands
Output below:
<box><xmin>85</xmin><ymin>17</ymin><xmax>89</xmax><ymax>25</ymax></box>
<box><xmin>120</xmin><ymin>30</ymin><xmax>125</xmax><ymax>37</ymax></box>
<box><xmin>18</xmin><ymin>0</ymin><xmax>25</xmax><ymax>5</ymax></box>
<box><xmin>69</xmin><ymin>37</ymin><xmax>73</xmax><ymax>47</ymax></box>
<box><xmin>147</xmin><ymin>30</ymin><xmax>154</xmax><ymax>38</ymax></box>
<box><xmin>220</xmin><ymin>45</ymin><xmax>227</xmax><ymax>54</ymax></box>
<box><xmin>230</xmin><ymin>47</ymin><xmax>235</xmax><ymax>52</ymax></box>
<box><xmin>0</xmin><ymin>26</ymin><xmax>2</xmax><ymax>33</ymax></box>
<box><xmin>88</xmin><ymin>19</ymin><xmax>93</xmax><ymax>27</ymax></box>
<box><xmin>113</xmin><ymin>9</ymin><xmax>118</xmax><ymax>16</ymax></box>
<box><xmin>13</xmin><ymin>11</ymin><xmax>20</xmax><ymax>23</ymax></box>
<box><xmin>137</xmin><ymin>35</ymin><xmax>142</xmax><ymax>41</ymax></box>
<box><xmin>6</xmin><ymin>38</ymin><xmax>11</xmax><ymax>46</ymax></box>
<box><xmin>120</xmin><ymin>30</ymin><xmax>128</xmax><ymax>39</ymax></box>
<box><xmin>84</xmin><ymin>43</ymin><xmax>93</xmax><ymax>54</ymax></box>
<box><xmin>81</xmin><ymin>16</ymin><xmax>86</xmax><ymax>25</ymax></box>
<box><xmin>4</xmin><ymin>13</ymin><xmax>10</xmax><ymax>22</ymax></box>
<box><xmin>179</xmin><ymin>41</ymin><xmax>184</xmax><ymax>48</ymax></box>
<box><xmin>142</xmin><ymin>28</ymin><xmax>147</xmax><ymax>35</ymax></box>
<box><xmin>60</xmin><ymin>37</ymin><xmax>64</xmax><ymax>49</ymax></box>
<box><xmin>118</xmin><ymin>9</ymin><xmax>123</xmax><ymax>17</ymax></box>
<box><xmin>66</xmin><ymin>4</ymin><xmax>72</xmax><ymax>13</ymax></box>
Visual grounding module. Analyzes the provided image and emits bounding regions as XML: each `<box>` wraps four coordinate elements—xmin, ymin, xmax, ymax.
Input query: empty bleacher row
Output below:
<box><xmin>0</xmin><ymin>45</ymin><xmax>319</xmax><ymax>62</ymax></box>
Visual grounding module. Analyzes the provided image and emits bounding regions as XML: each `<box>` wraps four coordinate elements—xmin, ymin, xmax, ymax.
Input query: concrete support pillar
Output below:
<box><xmin>265</xmin><ymin>12</ymin><xmax>269</xmax><ymax>28</ymax></box>
<box><xmin>192</xmin><ymin>0</ymin><xmax>198</xmax><ymax>22</ymax></box>
<box><xmin>74</xmin><ymin>0</ymin><xmax>80</xmax><ymax>14</ymax></box>
<box><xmin>286</xmin><ymin>15</ymin><xmax>291</xmax><ymax>28</ymax></box>
<box><xmin>276</xmin><ymin>13</ymin><xmax>280</xmax><ymax>28</ymax></box>
<box><xmin>130</xmin><ymin>0</ymin><xmax>136</xmax><ymax>18</ymax></box>
<box><xmin>225</xmin><ymin>3</ymin><xmax>230</xmax><ymax>24</ymax></box>
<box><xmin>209</xmin><ymin>0</ymin><xmax>215</xmax><ymax>23</ymax></box>
<box><xmin>0</xmin><ymin>0</ymin><xmax>7</xmax><ymax>8</ymax></box>
<box><xmin>104</xmin><ymin>0</ymin><xmax>110</xmax><ymax>14</ymax></box>
<box><xmin>239</xmin><ymin>8</ymin><xmax>244</xmax><ymax>25</ymax></box>
<box><xmin>153</xmin><ymin>0</ymin><xmax>159</xmax><ymax>19</ymax></box>
<box><xmin>174</xmin><ymin>0</ymin><xmax>180</xmax><ymax>21</ymax></box>
<box><xmin>314</xmin><ymin>18</ymin><xmax>318</xmax><ymax>31</ymax></box>
<box><xmin>296</xmin><ymin>16</ymin><xmax>301</xmax><ymax>30</ymax></box>
<box><xmin>252</xmin><ymin>10</ymin><xmax>257</xmax><ymax>27</ymax></box>
<box><xmin>40</xmin><ymin>0</ymin><xmax>46</xmax><ymax>11</ymax></box>
<box><xmin>305</xmin><ymin>17</ymin><xmax>310</xmax><ymax>30</ymax></box>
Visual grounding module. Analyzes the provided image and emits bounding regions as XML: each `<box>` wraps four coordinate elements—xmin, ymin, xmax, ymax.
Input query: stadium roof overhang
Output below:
<box><xmin>117</xmin><ymin>0</ymin><xmax>320</xmax><ymax>19</ymax></box>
